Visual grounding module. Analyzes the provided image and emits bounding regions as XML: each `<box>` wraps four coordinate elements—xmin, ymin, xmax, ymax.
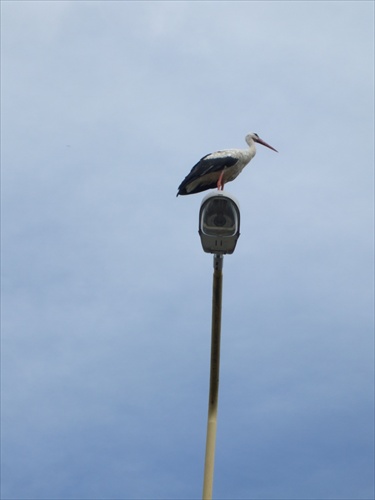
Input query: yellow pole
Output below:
<box><xmin>202</xmin><ymin>254</ymin><xmax>223</xmax><ymax>500</ymax></box>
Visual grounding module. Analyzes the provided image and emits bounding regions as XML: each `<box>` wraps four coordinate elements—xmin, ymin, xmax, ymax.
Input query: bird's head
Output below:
<box><xmin>246</xmin><ymin>132</ymin><xmax>278</xmax><ymax>152</ymax></box>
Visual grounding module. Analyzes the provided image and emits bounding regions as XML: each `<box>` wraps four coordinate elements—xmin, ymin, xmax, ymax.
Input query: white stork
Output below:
<box><xmin>177</xmin><ymin>132</ymin><xmax>277</xmax><ymax>196</ymax></box>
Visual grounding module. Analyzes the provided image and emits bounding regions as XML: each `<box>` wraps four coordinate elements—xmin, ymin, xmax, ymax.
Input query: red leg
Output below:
<box><xmin>217</xmin><ymin>170</ymin><xmax>225</xmax><ymax>190</ymax></box>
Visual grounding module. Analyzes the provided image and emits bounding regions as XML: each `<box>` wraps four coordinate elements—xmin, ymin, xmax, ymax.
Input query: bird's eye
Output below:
<box><xmin>254</xmin><ymin>133</ymin><xmax>259</xmax><ymax>138</ymax></box>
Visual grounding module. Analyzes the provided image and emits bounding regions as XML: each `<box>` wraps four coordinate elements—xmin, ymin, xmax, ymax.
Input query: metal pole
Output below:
<box><xmin>202</xmin><ymin>253</ymin><xmax>223</xmax><ymax>500</ymax></box>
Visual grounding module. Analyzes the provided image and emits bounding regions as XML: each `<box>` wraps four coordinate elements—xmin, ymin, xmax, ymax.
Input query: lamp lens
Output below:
<box><xmin>213</xmin><ymin>214</ymin><xmax>227</xmax><ymax>226</ymax></box>
<box><xmin>201</xmin><ymin>198</ymin><xmax>238</xmax><ymax>236</ymax></box>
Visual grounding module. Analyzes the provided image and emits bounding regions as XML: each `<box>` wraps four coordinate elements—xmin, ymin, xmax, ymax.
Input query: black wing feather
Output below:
<box><xmin>177</xmin><ymin>154</ymin><xmax>238</xmax><ymax>195</ymax></box>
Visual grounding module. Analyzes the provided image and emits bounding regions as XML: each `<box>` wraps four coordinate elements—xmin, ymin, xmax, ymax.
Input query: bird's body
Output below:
<box><xmin>177</xmin><ymin>133</ymin><xmax>277</xmax><ymax>196</ymax></box>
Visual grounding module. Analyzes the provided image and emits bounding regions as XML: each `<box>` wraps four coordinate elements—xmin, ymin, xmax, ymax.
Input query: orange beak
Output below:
<box><xmin>254</xmin><ymin>136</ymin><xmax>278</xmax><ymax>152</ymax></box>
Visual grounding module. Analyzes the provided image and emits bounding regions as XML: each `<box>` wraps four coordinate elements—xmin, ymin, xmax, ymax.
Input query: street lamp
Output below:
<box><xmin>198</xmin><ymin>191</ymin><xmax>240</xmax><ymax>500</ymax></box>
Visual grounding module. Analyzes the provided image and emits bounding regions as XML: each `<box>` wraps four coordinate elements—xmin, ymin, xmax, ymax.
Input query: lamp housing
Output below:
<box><xmin>198</xmin><ymin>191</ymin><xmax>240</xmax><ymax>254</ymax></box>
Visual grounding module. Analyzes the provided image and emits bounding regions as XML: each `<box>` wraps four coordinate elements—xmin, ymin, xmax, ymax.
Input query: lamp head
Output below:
<box><xmin>199</xmin><ymin>191</ymin><xmax>240</xmax><ymax>254</ymax></box>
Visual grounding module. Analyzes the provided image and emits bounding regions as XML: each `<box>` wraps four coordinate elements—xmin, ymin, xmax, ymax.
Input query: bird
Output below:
<box><xmin>177</xmin><ymin>133</ymin><xmax>277</xmax><ymax>196</ymax></box>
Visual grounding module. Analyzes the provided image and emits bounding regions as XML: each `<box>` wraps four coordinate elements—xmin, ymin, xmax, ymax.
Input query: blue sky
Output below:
<box><xmin>1</xmin><ymin>1</ymin><xmax>374</xmax><ymax>499</ymax></box>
